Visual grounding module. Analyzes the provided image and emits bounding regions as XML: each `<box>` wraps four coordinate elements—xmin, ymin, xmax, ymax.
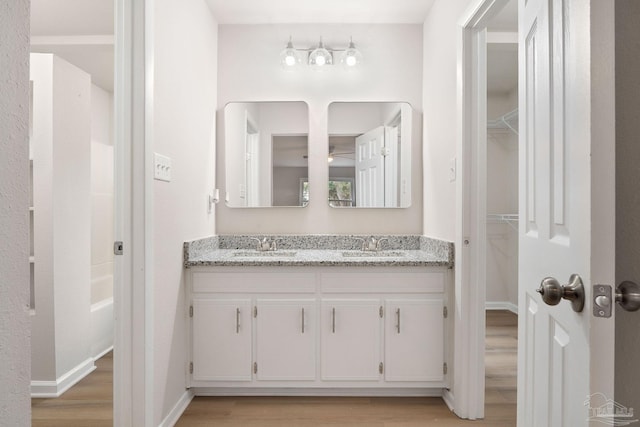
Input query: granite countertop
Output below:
<box><xmin>184</xmin><ymin>235</ymin><xmax>454</xmax><ymax>268</ymax></box>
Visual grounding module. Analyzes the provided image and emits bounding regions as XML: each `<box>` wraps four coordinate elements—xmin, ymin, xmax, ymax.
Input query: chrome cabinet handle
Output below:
<box><xmin>236</xmin><ymin>307</ymin><xmax>240</xmax><ymax>333</ymax></box>
<box><xmin>332</xmin><ymin>307</ymin><xmax>336</xmax><ymax>333</ymax></box>
<box><xmin>301</xmin><ymin>307</ymin><xmax>305</xmax><ymax>334</ymax></box>
<box><xmin>396</xmin><ymin>308</ymin><xmax>401</xmax><ymax>334</ymax></box>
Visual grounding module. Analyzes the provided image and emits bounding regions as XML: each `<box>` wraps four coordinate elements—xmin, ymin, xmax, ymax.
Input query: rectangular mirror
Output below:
<box><xmin>224</xmin><ymin>101</ymin><xmax>309</xmax><ymax>207</ymax></box>
<box><xmin>327</xmin><ymin>102</ymin><xmax>412</xmax><ymax>208</ymax></box>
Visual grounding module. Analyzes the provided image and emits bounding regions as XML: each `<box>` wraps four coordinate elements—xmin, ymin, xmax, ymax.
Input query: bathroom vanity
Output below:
<box><xmin>184</xmin><ymin>235</ymin><xmax>453</xmax><ymax>396</ymax></box>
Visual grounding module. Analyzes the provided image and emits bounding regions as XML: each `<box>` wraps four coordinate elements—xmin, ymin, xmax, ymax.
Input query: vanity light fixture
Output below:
<box><xmin>280</xmin><ymin>36</ymin><xmax>302</xmax><ymax>69</ymax></box>
<box><xmin>280</xmin><ymin>36</ymin><xmax>363</xmax><ymax>70</ymax></box>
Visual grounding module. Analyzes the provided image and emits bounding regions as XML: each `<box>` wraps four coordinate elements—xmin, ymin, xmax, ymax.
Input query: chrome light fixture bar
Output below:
<box><xmin>280</xmin><ymin>36</ymin><xmax>363</xmax><ymax>70</ymax></box>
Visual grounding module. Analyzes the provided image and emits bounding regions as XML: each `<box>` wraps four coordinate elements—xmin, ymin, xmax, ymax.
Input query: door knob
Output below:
<box><xmin>536</xmin><ymin>274</ymin><xmax>585</xmax><ymax>312</ymax></box>
<box><xmin>615</xmin><ymin>281</ymin><xmax>640</xmax><ymax>312</ymax></box>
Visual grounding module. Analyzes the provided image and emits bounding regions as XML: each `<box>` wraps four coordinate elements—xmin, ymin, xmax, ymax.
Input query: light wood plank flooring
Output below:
<box><xmin>30</xmin><ymin>310</ymin><xmax>517</xmax><ymax>426</ymax></box>
<box><xmin>31</xmin><ymin>352</ymin><xmax>113</xmax><ymax>427</ymax></box>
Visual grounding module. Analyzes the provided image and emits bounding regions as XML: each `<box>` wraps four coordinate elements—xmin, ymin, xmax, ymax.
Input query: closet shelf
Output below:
<box><xmin>487</xmin><ymin>109</ymin><xmax>519</xmax><ymax>135</ymax></box>
<box><xmin>487</xmin><ymin>213</ymin><xmax>519</xmax><ymax>230</ymax></box>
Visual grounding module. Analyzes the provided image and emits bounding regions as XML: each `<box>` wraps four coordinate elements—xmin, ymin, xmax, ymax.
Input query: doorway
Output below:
<box><xmin>29</xmin><ymin>0</ymin><xmax>116</xmax><ymax>423</ymax></box>
<box><xmin>455</xmin><ymin>0</ymin><xmax>518</xmax><ymax>419</ymax></box>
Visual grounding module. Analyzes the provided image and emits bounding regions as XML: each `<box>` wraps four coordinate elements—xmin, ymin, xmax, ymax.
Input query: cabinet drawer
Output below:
<box><xmin>192</xmin><ymin>270</ymin><xmax>316</xmax><ymax>293</ymax></box>
<box><xmin>320</xmin><ymin>270</ymin><xmax>444</xmax><ymax>293</ymax></box>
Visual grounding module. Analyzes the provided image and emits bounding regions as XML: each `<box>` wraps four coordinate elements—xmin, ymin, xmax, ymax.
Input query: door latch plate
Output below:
<box><xmin>593</xmin><ymin>284</ymin><xmax>612</xmax><ymax>318</ymax></box>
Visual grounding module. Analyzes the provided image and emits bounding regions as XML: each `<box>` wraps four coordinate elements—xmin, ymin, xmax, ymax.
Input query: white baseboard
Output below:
<box><xmin>31</xmin><ymin>357</ymin><xmax>96</xmax><ymax>397</ymax></box>
<box><xmin>442</xmin><ymin>388</ymin><xmax>455</xmax><ymax>412</ymax></box>
<box><xmin>192</xmin><ymin>387</ymin><xmax>444</xmax><ymax>397</ymax></box>
<box><xmin>485</xmin><ymin>301</ymin><xmax>518</xmax><ymax>314</ymax></box>
<box><xmin>94</xmin><ymin>345</ymin><xmax>114</xmax><ymax>361</ymax></box>
<box><xmin>158</xmin><ymin>389</ymin><xmax>194</xmax><ymax>427</ymax></box>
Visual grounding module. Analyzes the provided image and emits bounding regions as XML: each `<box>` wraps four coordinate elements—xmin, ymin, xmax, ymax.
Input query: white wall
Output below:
<box><xmin>0</xmin><ymin>0</ymin><xmax>31</xmax><ymax>422</ymax></box>
<box><xmin>217</xmin><ymin>24</ymin><xmax>423</xmax><ymax>234</ymax></box>
<box><xmin>30</xmin><ymin>53</ymin><xmax>93</xmax><ymax>393</ymax></box>
<box><xmin>422</xmin><ymin>0</ymin><xmax>475</xmax><ymax>241</ymax></box>
<box><xmin>90</xmin><ymin>84</ymin><xmax>114</xmax><ymax>358</ymax></box>
<box><xmin>152</xmin><ymin>0</ymin><xmax>218</xmax><ymax>423</ymax></box>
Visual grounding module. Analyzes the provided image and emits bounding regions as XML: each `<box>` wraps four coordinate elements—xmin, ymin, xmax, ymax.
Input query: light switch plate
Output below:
<box><xmin>154</xmin><ymin>153</ymin><xmax>171</xmax><ymax>182</ymax></box>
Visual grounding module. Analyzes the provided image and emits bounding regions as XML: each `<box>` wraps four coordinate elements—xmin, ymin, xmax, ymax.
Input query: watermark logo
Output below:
<box><xmin>585</xmin><ymin>393</ymin><xmax>639</xmax><ymax>426</ymax></box>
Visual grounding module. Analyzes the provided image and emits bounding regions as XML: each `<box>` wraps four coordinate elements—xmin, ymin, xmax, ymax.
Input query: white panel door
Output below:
<box><xmin>192</xmin><ymin>298</ymin><xmax>252</xmax><ymax>381</ymax></box>
<box><xmin>255</xmin><ymin>299</ymin><xmax>316</xmax><ymax>381</ymax></box>
<box><xmin>355</xmin><ymin>126</ymin><xmax>385</xmax><ymax>207</ymax></box>
<box><xmin>518</xmin><ymin>0</ymin><xmax>615</xmax><ymax>425</ymax></box>
<box><xmin>383</xmin><ymin>126</ymin><xmax>399</xmax><ymax>207</ymax></box>
<box><xmin>321</xmin><ymin>299</ymin><xmax>381</xmax><ymax>381</ymax></box>
<box><xmin>384</xmin><ymin>299</ymin><xmax>444</xmax><ymax>382</ymax></box>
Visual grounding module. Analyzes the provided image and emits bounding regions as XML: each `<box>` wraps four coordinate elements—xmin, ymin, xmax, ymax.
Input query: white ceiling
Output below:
<box><xmin>30</xmin><ymin>0</ymin><xmax>114</xmax><ymax>92</ymax></box>
<box><xmin>205</xmin><ymin>0</ymin><xmax>436</xmax><ymax>24</ymax></box>
<box><xmin>28</xmin><ymin>0</ymin><xmax>515</xmax><ymax>95</ymax></box>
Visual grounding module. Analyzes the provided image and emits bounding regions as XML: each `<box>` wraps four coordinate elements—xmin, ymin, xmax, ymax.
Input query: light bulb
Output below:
<box><xmin>285</xmin><ymin>55</ymin><xmax>296</xmax><ymax>66</ymax></box>
<box><xmin>280</xmin><ymin>36</ymin><xmax>301</xmax><ymax>70</ymax></box>
<box><xmin>341</xmin><ymin>37</ymin><xmax>363</xmax><ymax>69</ymax></box>
<box><xmin>316</xmin><ymin>55</ymin><xmax>326</xmax><ymax>66</ymax></box>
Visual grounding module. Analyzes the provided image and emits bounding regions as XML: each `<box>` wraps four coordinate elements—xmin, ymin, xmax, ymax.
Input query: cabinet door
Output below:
<box><xmin>321</xmin><ymin>299</ymin><xmax>381</xmax><ymax>381</ymax></box>
<box><xmin>192</xmin><ymin>298</ymin><xmax>252</xmax><ymax>381</ymax></box>
<box><xmin>384</xmin><ymin>298</ymin><xmax>444</xmax><ymax>381</ymax></box>
<box><xmin>256</xmin><ymin>299</ymin><xmax>316</xmax><ymax>381</ymax></box>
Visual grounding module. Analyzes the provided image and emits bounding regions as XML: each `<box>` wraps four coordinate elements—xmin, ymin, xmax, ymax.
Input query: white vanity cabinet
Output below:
<box><xmin>192</xmin><ymin>298</ymin><xmax>252</xmax><ymax>381</ymax></box>
<box><xmin>320</xmin><ymin>299</ymin><xmax>382</xmax><ymax>381</ymax></box>
<box><xmin>187</xmin><ymin>266</ymin><xmax>450</xmax><ymax>394</ymax></box>
<box><xmin>384</xmin><ymin>299</ymin><xmax>444</xmax><ymax>381</ymax></box>
<box><xmin>255</xmin><ymin>299</ymin><xmax>316</xmax><ymax>381</ymax></box>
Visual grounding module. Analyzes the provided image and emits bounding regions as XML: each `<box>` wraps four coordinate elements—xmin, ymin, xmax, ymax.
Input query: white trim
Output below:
<box><xmin>158</xmin><ymin>390</ymin><xmax>194</xmax><ymax>427</ymax></box>
<box><xmin>442</xmin><ymin>389</ymin><xmax>455</xmax><ymax>412</ymax></box>
<box><xmin>30</xmin><ymin>35</ymin><xmax>114</xmax><ymax>46</ymax></box>
<box><xmin>191</xmin><ymin>388</ymin><xmax>445</xmax><ymax>397</ymax></box>
<box><xmin>455</xmin><ymin>0</ymin><xmax>510</xmax><ymax>420</ymax></box>
<box><xmin>485</xmin><ymin>301</ymin><xmax>518</xmax><ymax>314</ymax></box>
<box><xmin>94</xmin><ymin>345</ymin><xmax>115</xmax><ymax>361</ymax></box>
<box><xmin>113</xmin><ymin>0</ymin><xmax>152</xmax><ymax>425</ymax></box>
<box><xmin>31</xmin><ymin>358</ymin><xmax>96</xmax><ymax>398</ymax></box>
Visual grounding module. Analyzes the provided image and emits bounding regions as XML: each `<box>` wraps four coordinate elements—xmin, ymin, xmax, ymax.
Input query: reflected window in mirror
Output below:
<box><xmin>224</xmin><ymin>102</ymin><xmax>309</xmax><ymax>207</ymax></box>
<box><xmin>327</xmin><ymin>102</ymin><xmax>412</xmax><ymax>208</ymax></box>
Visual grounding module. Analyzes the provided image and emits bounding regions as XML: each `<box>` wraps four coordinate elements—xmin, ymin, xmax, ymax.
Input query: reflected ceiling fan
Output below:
<box><xmin>304</xmin><ymin>145</ymin><xmax>355</xmax><ymax>163</ymax></box>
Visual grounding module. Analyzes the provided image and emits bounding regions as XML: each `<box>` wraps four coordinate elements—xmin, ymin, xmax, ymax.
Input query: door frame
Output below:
<box><xmin>113</xmin><ymin>0</ymin><xmax>154</xmax><ymax>425</ymax></box>
<box><xmin>454</xmin><ymin>0</ymin><xmax>510</xmax><ymax>419</ymax></box>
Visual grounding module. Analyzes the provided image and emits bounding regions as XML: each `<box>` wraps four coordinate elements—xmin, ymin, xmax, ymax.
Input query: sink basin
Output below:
<box><xmin>232</xmin><ymin>250</ymin><xmax>297</xmax><ymax>257</ymax></box>
<box><xmin>341</xmin><ymin>250</ymin><xmax>406</xmax><ymax>258</ymax></box>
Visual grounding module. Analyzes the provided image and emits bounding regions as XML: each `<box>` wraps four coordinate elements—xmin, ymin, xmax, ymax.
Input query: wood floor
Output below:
<box><xmin>31</xmin><ymin>351</ymin><xmax>113</xmax><ymax>427</ymax></box>
<box><xmin>30</xmin><ymin>310</ymin><xmax>517</xmax><ymax>426</ymax></box>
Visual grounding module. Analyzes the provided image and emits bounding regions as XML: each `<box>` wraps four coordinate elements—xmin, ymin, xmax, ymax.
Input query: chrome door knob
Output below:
<box><xmin>536</xmin><ymin>274</ymin><xmax>585</xmax><ymax>313</ymax></box>
<box><xmin>615</xmin><ymin>281</ymin><xmax>640</xmax><ymax>312</ymax></box>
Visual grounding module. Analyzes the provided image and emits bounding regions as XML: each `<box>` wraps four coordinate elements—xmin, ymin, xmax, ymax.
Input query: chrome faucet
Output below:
<box><xmin>249</xmin><ymin>237</ymin><xmax>283</xmax><ymax>252</ymax></box>
<box><xmin>354</xmin><ymin>236</ymin><xmax>389</xmax><ymax>252</ymax></box>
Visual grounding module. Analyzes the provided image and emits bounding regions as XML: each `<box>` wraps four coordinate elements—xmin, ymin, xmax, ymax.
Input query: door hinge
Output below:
<box><xmin>443</xmin><ymin>363</ymin><xmax>448</xmax><ymax>375</ymax></box>
<box><xmin>189</xmin><ymin>305</ymin><xmax>193</xmax><ymax>318</ymax></box>
<box><xmin>443</xmin><ymin>306</ymin><xmax>448</xmax><ymax>318</ymax></box>
<box><xmin>253</xmin><ymin>362</ymin><xmax>258</xmax><ymax>374</ymax></box>
<box><xmin>379</xmin><ymin>306</ymin><xmax>384</xmax><ymax>318</ymax></box>
<box><xmin>379</xmin><ymin>362</ymin><xmax>384</xmax><ymax>374</ymax></box>
<box><xmin>113</xmin><ymin>241</ymin><xmax>123</xmax><ymax>255</ymax></box>
<box><xmin>189</xmin><ymin>362</ymin><xmax>193</xmax><ymax>374</ymax></box>
<box><xmin>254</xmin><ymin>306</ymin><xmax>257</xmax><ymax>318</ymax></box>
